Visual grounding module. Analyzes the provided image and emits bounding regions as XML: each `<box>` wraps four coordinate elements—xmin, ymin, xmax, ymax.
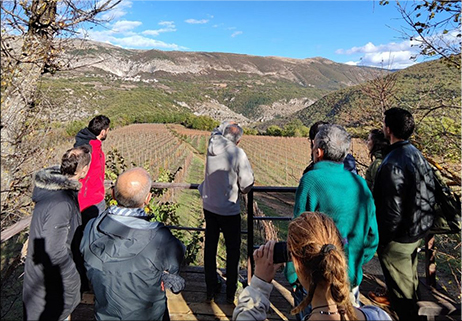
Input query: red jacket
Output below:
<box><xmin>74</xmin><ymin>128</ymin><xmax>106</xmax><ymax>211</ymax></box>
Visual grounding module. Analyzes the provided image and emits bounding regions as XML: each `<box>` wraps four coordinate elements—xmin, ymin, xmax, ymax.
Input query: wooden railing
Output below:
<box><xmin>1</xmin><ymin>182</ymin><xmax>439</xmax><ymax>287</ymax></box>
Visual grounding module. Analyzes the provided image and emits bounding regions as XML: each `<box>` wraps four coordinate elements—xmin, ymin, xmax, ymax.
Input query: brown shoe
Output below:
<box><xmin>368</xmin><ymin>291</ymin><xmax>391</xmax><ymax>306</ymax></box>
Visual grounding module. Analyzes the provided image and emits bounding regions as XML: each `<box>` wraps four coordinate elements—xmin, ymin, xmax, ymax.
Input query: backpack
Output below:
<box><xmin>429</xmin><ymin>165</ymin><xmax>461</xmax><ymax>234</ymax></box>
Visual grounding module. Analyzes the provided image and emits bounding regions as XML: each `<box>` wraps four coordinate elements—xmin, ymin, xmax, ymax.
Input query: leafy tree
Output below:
<box><xmin>282</xmin><ymin>119</ymin><xmax>309</xmax><ymax>137</ymax></box>
<box><xmin>1</xmin><ymin>0</ymin><xmax>121</xmax><ymax>226</ymax></box>
<box><xmin>380</xmin><ymin>0</ymin><xmax>461</xmax><ymax>68</ymax></box>
<box><xmin>266</xmin><ymin>125</ymin><xmax>283</xmax><ymax>136</ymax></box>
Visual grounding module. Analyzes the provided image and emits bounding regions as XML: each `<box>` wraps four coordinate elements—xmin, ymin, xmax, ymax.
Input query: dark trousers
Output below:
<box><xmin>74</xmin><ymin>200</ymin><xmax>106</xmax><ymax>293</ymax></box>
<box><xmin>204</xmin><ymin>210</ymin><xmax>241</xmax><ymax>299</ymax></box>
<box><xmin>378</xmin><ymin>239</ymin><xmax>421</xmax><ymax>320</ymax></box>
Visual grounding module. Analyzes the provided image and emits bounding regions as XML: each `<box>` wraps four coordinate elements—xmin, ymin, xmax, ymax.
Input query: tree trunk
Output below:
<box><xmin>1</xmin><ymin>0</ymin><xmax>57</xmax><ymax>201</ymax></box>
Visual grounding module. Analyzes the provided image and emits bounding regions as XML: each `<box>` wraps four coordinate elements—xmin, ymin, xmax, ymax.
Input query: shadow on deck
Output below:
<box><xmin>72</xmin><ymin>262</ymin><xmax>460</xmax><ymax>321</ymax></box>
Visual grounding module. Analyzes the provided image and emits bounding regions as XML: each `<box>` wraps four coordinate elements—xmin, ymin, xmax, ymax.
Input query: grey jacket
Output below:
<box><xmin>80</xmin><ymin>208</ymin><xmax>185</xmax><ymax>320</ymax></box>
<box><xmin>23</xmin><ymin>166</ymin><xmax>82</xmax><ymax>321</ymax></box>
<box><xmin>199</xmin><ymin>134</ymin><xmax>254</xmax><ymax>215</ymax></box>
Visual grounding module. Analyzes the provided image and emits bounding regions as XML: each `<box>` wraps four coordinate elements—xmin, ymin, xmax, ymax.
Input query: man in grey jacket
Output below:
<box><xmin>80</xmin><ymin>168</ymin><xmax>185</xmax><ymax>320</ymax></box>
<box><xmin>199</xmin><ymin>122</ymin><xmax>254</xmax><ymax>304</ymax></box>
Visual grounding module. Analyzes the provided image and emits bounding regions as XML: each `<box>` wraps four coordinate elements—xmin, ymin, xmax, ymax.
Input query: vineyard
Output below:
<box><xmin>102</xmin><ymin>123</ymin><xmax>370</xmax><ymax>187</ymax></box>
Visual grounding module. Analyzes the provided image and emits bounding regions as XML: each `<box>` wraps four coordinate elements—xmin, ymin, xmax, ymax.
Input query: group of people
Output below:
<box><xmin>234</xmin><ymin>107</ymin><xmax>437</xmax><ymax>321</ymax></box>
<box><xmin>23</xmin><ymin>116</ymin><xmax>186</xmax><ymax>321</ymax></box>
<box><xmin>22</xmin><ymin>107</ymin><xmax>437</xmax><ymax>321</ymax></box>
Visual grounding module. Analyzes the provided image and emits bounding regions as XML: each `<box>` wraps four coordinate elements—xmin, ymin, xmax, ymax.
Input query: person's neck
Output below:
<box><xmin>389</xmin><ymin>134</ymin><xmax>405</xmax><ymax>145</ymax></box>
<box><xmin>310</xmin><ymin>283</ymin><xmax>338</xmax><ymax>314</ymax></box>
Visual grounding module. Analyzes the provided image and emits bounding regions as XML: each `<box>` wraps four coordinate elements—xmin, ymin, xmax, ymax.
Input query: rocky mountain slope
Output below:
<box><xmin>41</xmin><ymin>39</ymin><xmax>390</xmax><ymax>125</ymax></box>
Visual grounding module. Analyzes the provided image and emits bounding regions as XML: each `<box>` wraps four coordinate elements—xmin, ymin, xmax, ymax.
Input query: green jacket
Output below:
<box><xmin>284</xmin><ymin>161</ymin><xmax>379</xmax><ymax>288</ymax></box>
<box><xmin>365</xmin><ymin>151</ymin><xmax>383</xmax><ymax>191</ymax></box>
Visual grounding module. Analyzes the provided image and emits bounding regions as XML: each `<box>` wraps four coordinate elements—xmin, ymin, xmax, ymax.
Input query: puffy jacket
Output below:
<box><xmin>80</xmin><ymin>208</ymin><xmax>185</xmax><ymax>320</ymax></box>
<box><xmin>74</xmin><ymin>128</ymin><xmax>106</xmax><ymax>211</ymax></box>
<box><xmin>373</xmin><ymin>141</ymin><xmax>435</xmax><ymax>245</ymax></box>
<box><xmin>23</xmin><ymin>167</ymin><xmax>82</xmax><ymax>321</ymax></box>
<box><xmin>199</xmin><ymin>134</ymin><xmax>254</xmax><ymax>216</ymax></box>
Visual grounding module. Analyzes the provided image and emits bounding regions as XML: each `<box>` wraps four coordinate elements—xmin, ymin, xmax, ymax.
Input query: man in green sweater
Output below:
<box><xmin>285</xmin><ymin>124</ymin><xmax>379</xmax><ymax>320</ymax></box>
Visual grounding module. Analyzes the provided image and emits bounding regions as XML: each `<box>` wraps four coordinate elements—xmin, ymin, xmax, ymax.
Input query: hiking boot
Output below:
<box><xmin>368</xmin><ymin>290</ymin><xmax>391</xmax><ymax>307</ymax></box>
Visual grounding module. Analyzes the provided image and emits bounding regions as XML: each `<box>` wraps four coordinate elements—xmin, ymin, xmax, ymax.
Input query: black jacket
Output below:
<box><xmin>23</xmin><ymin>167</ymin><xmax>82</xmax><ymax>321</ymax></box>
<box><xmin>80</xmin><ymin>209</ymin><xmax>185</xmax><ymax>320</ymax></box>
<box><xmin>373</xmin><ymin>141</ymin><xmax>436</xmax><ymax>245</ymax></box>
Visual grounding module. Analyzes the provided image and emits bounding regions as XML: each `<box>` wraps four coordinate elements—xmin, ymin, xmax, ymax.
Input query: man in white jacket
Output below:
<box><xmin>199</xmin><ymin>122</ymin><xmax>254</xmax><ymax>304</ymax></box>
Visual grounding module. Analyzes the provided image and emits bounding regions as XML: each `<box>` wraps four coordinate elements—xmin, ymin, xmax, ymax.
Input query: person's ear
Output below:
<box><xmin>144</xmin><ymin>192</ymin><xmax>152</xmax><ymax>206</ymax></box>
<box><xmin>77</xmin><ymin>164</ymin><xmax>90</xmax><ymax>179</ymax></box>
<box><xmin>315</xmin><ymin>147</ymin><xmax>324</xmax><ymax>160</ymax></box>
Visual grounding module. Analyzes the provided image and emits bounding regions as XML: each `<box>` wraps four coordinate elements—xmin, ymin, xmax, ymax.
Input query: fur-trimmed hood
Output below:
<box><xmin>34</xmin><ymin>166</ymin><xmax>81</xmax><ymax>192</ymax></box>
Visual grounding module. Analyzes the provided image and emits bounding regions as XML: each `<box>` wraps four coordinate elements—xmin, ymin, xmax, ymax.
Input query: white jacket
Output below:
<box><xmin>199</xmin><ymin>134</ymin><xmax>254</xmax><ymax>216</ymax></box>
<box><xmin>233</xmin><ymin>276</ymin><xmax>273</xmax><ymax>321</ymax></box>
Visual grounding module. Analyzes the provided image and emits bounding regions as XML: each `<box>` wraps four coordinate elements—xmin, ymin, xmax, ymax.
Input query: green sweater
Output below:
<box><xmin>285</xmin><ymin>161</ymin><xmax>379</xmax><ymax>288</ymax></box>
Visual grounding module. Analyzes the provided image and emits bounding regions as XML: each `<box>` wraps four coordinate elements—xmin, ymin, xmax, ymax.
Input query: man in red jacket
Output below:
<box><xmin>73</xmin><ymin>115</ymin><xmax>110</xmax><ymax>293</ymax></box>
<box><xmin>74</xmin><ymin>115</ymin><xmax>110</xmax><ymax>223</ymax></box>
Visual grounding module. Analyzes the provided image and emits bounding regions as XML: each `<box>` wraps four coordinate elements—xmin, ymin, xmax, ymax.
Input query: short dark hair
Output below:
<box><xmin>384</xmin><ymin>108</ymin><xmax>415</xmax><ymax>140</ymax></box>
<box><xmin>61</xmin><ymin>145</ymin><xmax>92</xmax><ymax>177</ymax></box>
<box><xmin>309</xmin><ymin>121</ymin><xmax>329</xmax><ymax>141</ymax></box>
<box><xmin>88</xmin><ymin>115</ymin><xmax>110</xmax><ymax>136</ymax></box>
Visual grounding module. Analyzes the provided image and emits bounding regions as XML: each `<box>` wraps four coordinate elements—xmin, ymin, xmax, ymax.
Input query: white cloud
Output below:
<box><xmin>159</xmin><ymin>21</ymin><xmax>175</xmax><ymax>27</ymax></box>
<box><xmin>112</xmin><ymin>20</ymin><xmax>142</xmax><ymax>33</ymax></box>
<box><xmin>80</xmin><ymin>28</ymin><xmax>186</xmax><ymax>50</ymax></box>
<box><xmin>99</xmin><ymin>0</ymin><xmax>133</xmax><ymax>21</ymax></box>
<box><xmin>111</xmin><ymin>35</ymin><xmax>186</xmax><ymax>50</ymax></box>
<box><xmin>185</xmin><ymin>19</ymin><xmax>209</xmax><ymax>24</ymax></box>
<box><xmin>231</xmin><ymin>31</ymin><xmax>243</xmax><ymax>38</ymax></box>
<box><xmin>336</xmin><ymin>40</ymin><xmax>419</xmax><ymax>69</ymax></box>
<box><xmin>344</xmin><ymin>61</ymin><xmax>358</xmax><ymax>66</ymax></box>
<box><xmin>142</xmin><ymin>21</ymin><xmax>176</xmax><ymax>36</ymax></box>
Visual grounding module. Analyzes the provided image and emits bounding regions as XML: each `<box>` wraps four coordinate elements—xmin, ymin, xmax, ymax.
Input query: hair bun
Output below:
<box><xmin>321</xmin><ymin>244</ymin><xmax>336</xmax><ymax>254</ymax></box>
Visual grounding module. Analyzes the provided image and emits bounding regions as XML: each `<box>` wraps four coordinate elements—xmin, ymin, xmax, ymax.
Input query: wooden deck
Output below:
<box><xmin>71</xmin><ymin>262</ymin><xmax>460</xmax><ymax>321</ymax></box>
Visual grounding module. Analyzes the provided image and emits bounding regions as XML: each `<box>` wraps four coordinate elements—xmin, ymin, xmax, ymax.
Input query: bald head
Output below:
<box><xmin>113</xmin><ymin>167</ymin><xmax>152</xmax><ymax>208</ymax></box>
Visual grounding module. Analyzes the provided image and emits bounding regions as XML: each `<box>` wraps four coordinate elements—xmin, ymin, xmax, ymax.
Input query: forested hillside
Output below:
<box><xmin>260</xmin><ymin>57</ymin><xmax>461</xmax><ymax>161</ymax></box>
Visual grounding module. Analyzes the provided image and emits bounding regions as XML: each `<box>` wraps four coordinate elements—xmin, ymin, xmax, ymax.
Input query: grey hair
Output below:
<box><xmin>223</xmin><ymin>124</ymin><xmax>243</xmax><ymax>144</ymax></box>
<box><xmin>114</xmin><ymin>169</ymin><xmax>152</xmax><ymax>208</ymax></box>
<box><xmin>314</xmin><ymin>124</ymin><xmax>351</xmax><ymax>162</ymax></box>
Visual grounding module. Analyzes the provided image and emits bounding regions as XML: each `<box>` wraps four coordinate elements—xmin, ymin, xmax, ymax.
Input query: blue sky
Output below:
<box><xmin>79</xmin><ymin>1</ymin><xmax>455</xmax><ymax>69</ymax></box>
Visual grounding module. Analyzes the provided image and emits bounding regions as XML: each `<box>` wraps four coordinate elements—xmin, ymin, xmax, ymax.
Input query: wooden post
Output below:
<box><xmin>425</xmin><ymin>233</ymin><xmax>437</xmax><ymax>287</ymax></box>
